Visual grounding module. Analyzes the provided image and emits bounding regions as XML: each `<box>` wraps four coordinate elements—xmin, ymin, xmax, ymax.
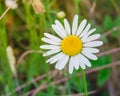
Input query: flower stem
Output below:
<box><xmin>81</xmin><ymin>69</ymin><xmax>88</xmax><ymax>96</ymax></box>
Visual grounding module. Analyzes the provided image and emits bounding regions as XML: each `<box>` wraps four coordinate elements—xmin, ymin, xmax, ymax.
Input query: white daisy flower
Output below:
<box><xmin>5</xmin><ymin>0</ymin><xmax>18</xmax><ymax>9</ymax></box>
<box><xmin>40</xmin><ymin>15</ymin><xmax>103</xmax><ymax>74</ymax></box>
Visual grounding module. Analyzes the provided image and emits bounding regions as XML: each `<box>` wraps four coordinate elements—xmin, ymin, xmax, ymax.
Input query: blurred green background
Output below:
<box><xmin>0</xmin><ymin>0</ymin><xmax>120</xmax><ymax>96</ymax></box>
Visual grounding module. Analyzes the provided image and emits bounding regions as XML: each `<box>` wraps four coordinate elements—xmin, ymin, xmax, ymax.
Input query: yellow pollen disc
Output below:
<box><xmin>61</xmin><ymin>35</ymin><xmax>83</xmax><ymax>56</ymax></box>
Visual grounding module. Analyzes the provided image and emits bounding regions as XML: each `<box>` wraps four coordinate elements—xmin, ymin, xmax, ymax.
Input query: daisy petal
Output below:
<box><xmin>55</xmin><ymin>61</ymin><xmax>61</xmax><ymax>69</ymax></box>
<box><xmin>50</xmin><ymin>53</ymin><xmax>66</xmax><ymax>64</ymax></box>
<box><xmin>83</xmin><ymin>41</ymin><xmax>103</xmax><ymax>47</ymax></box>
<box><xmin>84</xmin><ymin>28</ymin><xmax>96</xmax><ymax>38</ymax></box>
<box><xmin>82</xmin><ymin>49</ymin><xmax>98</xmax><ymax>60</ymax></box>
<box><xmin>44</xmin><ymin>33</ymin><xmax>61</xmax><ymax>42</ymax></box>
<box><xmin>56</xmin><ymin>55</ymin><xmax>69</xmax><ymax>70</ymax></box>
<box><xmin>72</xmin><ymin>15</ymin><xmax>78</xmax><ymax>35</ymax></box>
<box><xmin>82</xmin><ymin>34</ymin><xmax>101</xmax><ymax>43</ymax></box>
<box><xmin>52</xmin><ymin>25</ymin><xmax>65</xmax><ymax>38</ymax></box>
<box><xmin>73</xmin><ymin>56</ymin><xmax>79</xmax><ymax>70</ymax></box>
<box><xmin>43</xmin><ymin>49</ymin><xmax>61</xmax><ymax>56</ymax></box>
<box><xmin>40</xmin><ymin>45</ymin><xmax>60</xmax><ymax>50</ymax></box>
<box><xmin>64</xmin><ymin>19</ymin><xmax>71</xmax><ymax>35</ymax></box>
<box><xmin>80</xmin><ymin>63</ymin><xmax>86</xmax><ymax>69</ymax></box>
<box><xmin>41</xmin><ymin>37</ymin><xmax>60</xmax><ymax>45</ymax></box>
<box><xmin>76</xmin><ymin>19</ymin><xmax>87</xmax><ymax>36</ymax></box>
<box><xmin>78</xmin><ymin>54</ymin><xmax>91</xmax><ymax>68</ymax></box>
<box><xmin>82</xmin><ymin>48</ymin><xmax>100</xmax><ymax>53</ymax></box>
<box><xmin>79</xmin><ymin>23</ymin><xmax>91</xmax><ymax>38</ymax></box>
<box><xmin>46</xmin><ymin>52</ymin><xmax>64</xmax><ymax>64</ymax></box>
<box><xmin>55</xmin><ymin>20</ymin><xmax>67</xmax><ymax>36</ymax></box>
<box><xmin>79</xmin><ymin>62</ymin><xmax>86</xmax><ymax>69</ymax></box>
<box><xmin>69</xmin><ymin>57</ymin><xmax>74</xmax><ymax>74</ymax></box>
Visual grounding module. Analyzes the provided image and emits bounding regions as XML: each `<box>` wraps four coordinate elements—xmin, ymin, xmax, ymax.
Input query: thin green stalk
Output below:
<box><xmin>24</xmin><ymin>2</ymin><xmax>48</xmax><ymax>81</ymax></box>
<box><xmin>75</xmin><ymin>0</ymin><xmax>80</xmax><ymax>14</ymax></box>
<box><xmin>24</xmin><ymin>3</ymin><xmax>37</xmax><ymax>49</ymax></box>
<box><xmin>81</xmin><ymin>69</ymin><xmax>88</xmax><ymax>96</ymax></box>
<box><xmin>0</xmin><ymin>5</ymin><xmax>16</xmax><ymax>95</ymax></box>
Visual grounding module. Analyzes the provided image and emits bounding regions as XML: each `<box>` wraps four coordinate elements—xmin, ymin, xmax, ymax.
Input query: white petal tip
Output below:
<box><xmin>87</xmin><ymin>64</ymin><xmax>91</xmax><ymax>67</ymax></box>
<box><xmin>40</xmin><ymin>45</ymin><xmax>45</xmax><ymax>49</ymax></box>
<box><xmin>95</xmin><ymin>57</ymin><xmax>98</xmax><ymax>60</ymax></box>
<box><xmin>101</xmin><ymin>42</ymin><xmax>104</xmax><ymax>45</ymax></box>
<box><xmin>82</xmin><ymin>19</ymin><xmax>87</xmax><ymax>23</ymax></box>
<box><xmin>57</xmin><ymin>68</ymin><xmax>63</xmax><ymax>70</ymax></box>
<box><xmin>98</xmin><ymin>41</ymin><xmax>104</xmax><ymax>46</ymax></box>
<box><xmin>82</xmin><ymin>67</ymin><xmax>86</xmax><ymax>70</ymax></box>
<box><xmin>55</xmin><ymin>64</ymin><xmax>59</xmax><ymax>69</ymax></box>
<box><xmin>69</xmin><ymin>72</ymin><xmax>73</xmax><ymax>74</ymax></box>
<box><xmin>49</xmin><ymin>62</ymin><xmax>53</xmax><ymax>64</ymax></box>
<box><xmin>44</xmin><ymin>33</ymin><xmax>47</xmax><ymax>35</ymax></box>
<box><xmin>69</xmin><ymin>68</ymin><xmax>73</xmax><ymax>74</ymax></box>
<box><xmin>46</xmin><ymin>61</ymin><xmax>49</xmax><ymax>63</ymax></box>
<box><xmin>83</xmin><ymin>19</ymin><xmax>87</xmax><ymax>21</ymax></box>
<box><xmin>81</xmin><ymin>65</ymin><xmax>86</xmax><ymax>70</ymax></box>
<box><xmin>55</xmin><ymin>20</ymin><xmax>58</xmax><ymax>22</ymax></box>
<box><xmin>97</xmin><ymin>50</ymin><xmax>100</xmax><ymax>53</ymax></box>
<box><xmin>46</xmin><ymin>59</ymin><xmax>51</xmax><ymax>63</ymax></box>
<box><xmin>40</xmin><ymin>46</ymin><xmax>42</xmax><ymax>48</ymax></box>
<box><xmin>55</xmin><ymin>66</ymin><xmax>58</xmax><ymax>69</ymax></box>
<box><xmin>64</xmin><ymin>18</ymin><xmax>67</xmax><ymax>21</ymax></box>
<box><xmin>41</xmin><ymin>38</ymin><xmax>44</xmax><ymax>41</ymax></box>
<box><xmin>74</xmin><ymin>15</ymin><xmax>78</xmax><ymax>19</ymax></box>
<box><xmin>43</xmin><ymin>54</ymin><xmax>46</xmax><ymax>57</ymax></box>
<box><xmin>90</xmin><ymin>56</ymin><xmax>98</xmax><ymax>60</ymax></box>
<box><xmin>76</xmin><ymin>67</ymin><xmax>79</xmax><ymax>70</ymax></box>
<box><xmin>51</xmin><ymin>24</ymin><xmax>55</xmax><ymax>28</ymax></box>
<box><xmin>86</xmin><ymin>62</ymin><xmax>92</xmax><ymax>67</ymax></box>
<box><xmin>98</xmin><ymin>34</ymin><xmax>101</xmax><ymax>37</ymax></box>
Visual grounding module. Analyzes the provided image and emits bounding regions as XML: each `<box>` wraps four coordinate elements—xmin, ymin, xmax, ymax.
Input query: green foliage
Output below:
<box><xmin>101</xmin><ymin>90</ymin><xmax>109</xmax><ymax>96</ymax></box>
<box><xmin>97</xmin><ymin>68</ymin><xmax>110</xmax><ymax>86</ymax></box>
<box><xmin>92</xmin><ymin>55</ymin><xmax>111</xmax><ymax>87</ymax></box>
<box><xmin>104</xmin><ymin>15</ymin><xmax>113</xmax><ymax>30</ymax></box>
<box><xmin>69</xmin><ymin>73</ymin><xmax>85</xmax><ymax>93</ymax></box>
<box><xmin>103</xmin><ymin>15</ymin><xmax>120</xmax><ymax>38</ymax></box>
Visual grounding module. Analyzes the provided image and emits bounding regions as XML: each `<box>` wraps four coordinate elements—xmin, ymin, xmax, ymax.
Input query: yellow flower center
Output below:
<box><xmin>61</xmin><ymin>35</ymin><xmax>83</xmax><ymax>56</ymax></box>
